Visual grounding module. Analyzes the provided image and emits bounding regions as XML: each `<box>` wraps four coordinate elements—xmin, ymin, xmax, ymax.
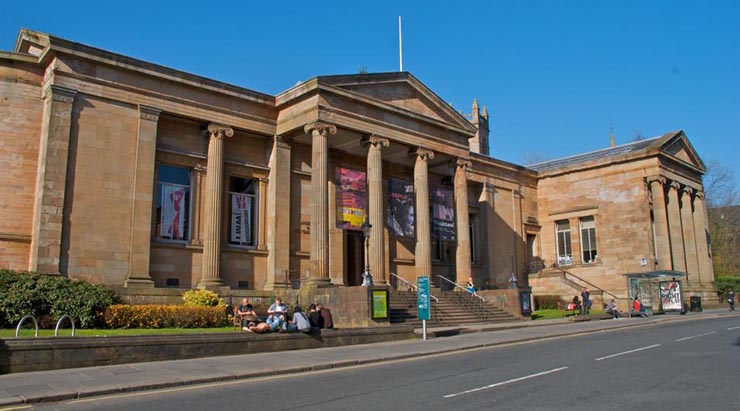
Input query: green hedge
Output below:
<box><xmin>0</xmin><ymin>270</ymin><xmax>117</xmax><ymax>328</ymax></box>
<box><xmin>103</xmin><ymin>305</ymin><xmax>229</xmax><ymax>328</ymax></box>
<box><xmin>715</xmin><ymin>276</ymin><xmax>740</xmax><ymax>294</ymax></box>
<box><xmin>533</xmin><ymin>295</ymin><xmax>566</xmax><ymax>310</ymax></box>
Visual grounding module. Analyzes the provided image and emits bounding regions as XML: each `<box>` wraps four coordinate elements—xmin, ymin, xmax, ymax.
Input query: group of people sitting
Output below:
<box><xmin>235</xmin><ymin>297</ymin><xmax>334</xmax><ymax>334</ymax></box>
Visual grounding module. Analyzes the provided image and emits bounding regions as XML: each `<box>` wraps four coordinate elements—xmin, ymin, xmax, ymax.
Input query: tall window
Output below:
<box><xmin>229</xmin><ymin>176</ymin><xmax>257</xmax><ymax>247</ymax></box>
<box><xmin>580</xmin><ymin>216</ymin><xmax>597</xmax><ymax>263</ymax></box>
<box><xmin>556</xmin><ymin>220</ymin><xmax>572</xmax><ymax>266</ymax></box>
<box><xmin>156</xmin><ymin>165</ymin><xmax>191</xmax><ymax>241</ymax></box>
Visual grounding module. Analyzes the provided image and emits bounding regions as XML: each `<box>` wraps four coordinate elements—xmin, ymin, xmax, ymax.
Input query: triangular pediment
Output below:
<box><xmin>317</xmin><ymin>73</ymin><xmax>476</xmax><ymax>133</ymax></box>
<box><xmin>660</xmin><ymin>131</ymin><xmax>706</xmax><ymax>172</ymax></box>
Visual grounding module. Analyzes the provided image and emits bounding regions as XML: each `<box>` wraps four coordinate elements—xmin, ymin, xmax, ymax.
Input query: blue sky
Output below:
<box><xmin>3</xmin><ymin>0</ymin><xmax>738</xmax><ymax>179</ymax></box>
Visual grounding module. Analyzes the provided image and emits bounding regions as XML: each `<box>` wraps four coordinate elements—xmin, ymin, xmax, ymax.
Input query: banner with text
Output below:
<box><xmin>335</xmin><ymin>167</ymin><xmax>367</xmax><ymax>230</ymax></box>
<box><xmin>387</xmin><ymin>179</ymin><xmax>415</xmax><ymax>237</ymax></box>
<box><xmin>431</xmin><ymin>187</ymin><xmax>455</xmax><ymax>241</ymax></box>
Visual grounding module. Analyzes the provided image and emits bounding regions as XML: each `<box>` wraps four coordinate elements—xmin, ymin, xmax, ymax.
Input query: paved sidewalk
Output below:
<box><xmin>1</xmin><ymin>309</ymin><xmax>736</xmax><ymax>407</ymax></box>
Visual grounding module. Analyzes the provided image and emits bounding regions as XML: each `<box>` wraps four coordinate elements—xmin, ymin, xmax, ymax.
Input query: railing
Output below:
<box><xmin>435</xmin><ymin>275</ymin><xmax>485</xmax><ymax>302</ymax></box>
<box><xmin>55</xmin><ymin>315</ymin><xmax>76</xmax><ymax>336</ymax></box>
<box><xmin>551</xmin><ymin>265</ymin><xmax>619</xmax><ymax>301</ymax></box>
<box><xmin>389</xmin><ymin>272</ymin><xmax>438</xmax><ymax>302</ymax></box>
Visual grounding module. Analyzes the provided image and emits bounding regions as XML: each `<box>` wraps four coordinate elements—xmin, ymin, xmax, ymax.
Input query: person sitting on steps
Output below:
<box><xmin>466</xmin><ymin>277</ymin><xmax>478</xmax><ymax>298</ymax></box>
<box><xmin>267</xmin><ymin>297</ymin><xmax>288</xmax><ymax>331</ymax></box>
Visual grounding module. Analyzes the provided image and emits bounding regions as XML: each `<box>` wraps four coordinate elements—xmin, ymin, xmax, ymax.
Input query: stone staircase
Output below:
<box><xmin>389</xmin><ymin>288</ymin><xmax>519</xmax><ymax>327</ymax></box>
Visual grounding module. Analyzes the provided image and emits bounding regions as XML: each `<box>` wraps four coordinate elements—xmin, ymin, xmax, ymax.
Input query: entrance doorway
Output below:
<box><xmin>345</xmin><ymin>230</ymin><xmax>365</xmax><ymax>286</ymax></box>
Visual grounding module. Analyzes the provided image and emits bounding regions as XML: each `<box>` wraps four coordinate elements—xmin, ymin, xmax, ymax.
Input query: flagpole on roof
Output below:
<box><xmin>399</xmin><ymin>16</ymin><xmax>403</xmax><ymax>72</ymax></box>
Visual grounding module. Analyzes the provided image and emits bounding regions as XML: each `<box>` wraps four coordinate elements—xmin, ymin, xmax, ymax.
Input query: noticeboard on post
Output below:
<box><xmin>371</xmin><ymin>289</ymin><xmax>389</xmax><ymax>319</ymax></box>
<box><xmin>417</xmin><ymin>276</ymin><xmax>431</xmax><ymax>320</ymax></box>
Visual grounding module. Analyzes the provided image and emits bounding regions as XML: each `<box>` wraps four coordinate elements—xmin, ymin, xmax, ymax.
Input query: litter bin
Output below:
<box><xmin>689</xmin><ymin>296</ymin><xmax>702</xmax><ymax>312</ymax></box>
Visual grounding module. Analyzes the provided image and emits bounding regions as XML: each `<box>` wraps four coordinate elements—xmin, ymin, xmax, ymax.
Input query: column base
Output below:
<box><xmin>264</xmin><ymin>282</ymin><xmax>291</xmax><ymax>291</ymax></box>
<box><xmin>124</xmin><ymin>277</ymin><xmax>155</xmax><ymax>288</ymax></box>
<box><xmin>303</xmin><ymin>278</ymin><xmax>334</xmax><ymax>288</ymax></box>
<box><xmin>197</xmin><ymin>278</ymin><xmax>229</xmax><ymax>292</ymax></box>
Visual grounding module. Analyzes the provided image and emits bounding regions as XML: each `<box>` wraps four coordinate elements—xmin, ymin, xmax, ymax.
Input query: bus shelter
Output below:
<box><xmin>623</xmin><ymin>270</ymin><xmax>686</xmax><ymax>316</ymax></box>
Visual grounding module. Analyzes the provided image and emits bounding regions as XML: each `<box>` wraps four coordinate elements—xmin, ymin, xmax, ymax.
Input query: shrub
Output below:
<box><xmin>715</xmin><ymin>276</ymin><xmax>740</xmax><ymax>295</ymax></box>
<box><xmin>533</xmin><ymin>295</ymin><xmax>566</xmax><ymax>310</ymax></box>
<box><xmin>0</xmin><ymin>270</ymin><xmax>117</xmax><ymax>328</ymax></box>
<box><xmin>103</xmin><ymin>305</ymin><xmax>228</xmax><ymax>328</ymax></box>
<box><xmin>182</xmin><ymin>289</ymin><xmax>222</xmax><ymax>307</ymax></box>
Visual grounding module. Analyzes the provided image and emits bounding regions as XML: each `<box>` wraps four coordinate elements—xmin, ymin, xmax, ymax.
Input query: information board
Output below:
<box><xmin>417</xmin><ymin>276</ymin><xmax>431</xmax><ymax>320</ymax></box>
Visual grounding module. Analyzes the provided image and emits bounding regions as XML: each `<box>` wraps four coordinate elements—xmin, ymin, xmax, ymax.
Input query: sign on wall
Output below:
<box><xmin>387</xmin><ymin>179</ymin><xmax>415</xmax><ymax>237</ymax></box>
<box><xmin>431</xmin><ymin>187</ymin><xmax>455</xmax><ymax>240</ymax></box>
<box><xmin>335</xmin><ymin>168</ymin><xmax>367</xmax><ymax>230</ymax></box>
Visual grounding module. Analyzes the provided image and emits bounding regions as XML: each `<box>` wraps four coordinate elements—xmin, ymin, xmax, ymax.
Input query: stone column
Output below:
<box><xmin>305</xmin><ymin>122</ymin><xmax>337</xmax><ymax>287</ymax></box>
<box><xmin>363</xmin><ymin>135</ymin><xmax>390</xmax><ymax>284</ymax></box>
<box><xmin>481</xmin><ymin>182</ymin><xmax>497</xmax><ymax>288</ymax></box>
<box><xmin>692</xmin><ymin>191</ymin><xmax>714</xmax><ymax>283</ymax></box>
<box><xmin>454</xmin><ymin>159</ymin><xmax>472</xmax><ymax>282</ymax></box>
<box><xmin>411</xmin><ymin>148</ymin><xmax>434</xmax><ymax>278</ymax></box>
<box><xmin>125</xmin><ymin>106</ymin><xmax>160</xmax><ymax>287</ymax></box>
<box><xmin>680</xmin><ymin>186</ymin><xmax>699</xmax><ymax>282</ymax></box>
<box><xmin>29</xmin><ymin>85</ymin><xmax>77</xmax><ymax>274</ymax></box>
<box><xmin>265</xmin><ymin>135</ymin><xmax>292</xmax><ymax>290</ymax></box>
<box><xmin>190</xmin><ymin>165</ymin><xmax>206</xmax><ymax>246</ymax></box>
<box><xmin>198</xmin><ymin>123</ymin><xmax>234</xmax><ymax>289</ymax></box>
<box><xmin>666</xmin><ymin>181</ymin><xmax>686</xmax><ymax>273</ymax></box>
<box><xmin>648</xmin><ymin>177</ymin><xmax>672</xmax><ymax>270</ymax></box>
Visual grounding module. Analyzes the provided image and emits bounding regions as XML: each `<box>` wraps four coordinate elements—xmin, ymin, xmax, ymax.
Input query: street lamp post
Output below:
<box><xmin>361</xmin><ymin>216</ymin><xmax>373</xmax><ymax>287</ymax></box>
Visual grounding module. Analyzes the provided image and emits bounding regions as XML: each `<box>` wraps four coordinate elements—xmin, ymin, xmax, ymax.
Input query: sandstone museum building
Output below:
<box><xmin>0</xmin><ymin>30</ymin><xmax>718</xmax><ymax>320</ymax></box>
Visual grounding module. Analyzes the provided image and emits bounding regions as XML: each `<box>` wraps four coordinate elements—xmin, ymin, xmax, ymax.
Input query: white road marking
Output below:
<box><xmin>443</xmin><ymin>367</ymin><xmax>568</xmax><ymax>398</ymax></box>
<box><xmin>675</xmin><ymin>331</ymin><xmax>717</xmax><ymax>342</ymax></box>
<box><xmin>594</xmin><ymin>344</ymin><xmax>661</xmax><ymax>361</ymax></box>
<box><xmin>727</xmin><ymin>326</ymin><xmax>740</xmax><ymax>331</ymax></box>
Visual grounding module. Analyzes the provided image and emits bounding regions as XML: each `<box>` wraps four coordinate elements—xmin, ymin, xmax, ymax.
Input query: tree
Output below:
<box><xmin>523</xmin><ymin>150</ymin><xmax>551</xmax><ymax>166</ymax></box>
<box><xmin>704</xmin><ymin>160</ymin><xmax>739</xmax><ymax>277</ymax></box>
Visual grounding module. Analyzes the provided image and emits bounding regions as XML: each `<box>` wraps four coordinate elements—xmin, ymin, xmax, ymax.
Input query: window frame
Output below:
<box><xmin>555</xmin><ymin>219</ymin><xmax>573</xmax><ymax>266</ymax></box>
<box><xmin>579</xmin><ymin>216</ymin><xmax>598</xmax><ymax>264</ymax></box>
<box><xmin>228</xmin><ymin>176</ymin><xmax>258</xmax><ymax>248</ymax></box>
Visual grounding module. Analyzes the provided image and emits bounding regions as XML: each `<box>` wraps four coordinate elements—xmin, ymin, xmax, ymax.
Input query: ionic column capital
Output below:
<box><xmin>274</xmin><ymin>134</ymin><xmax>292</xmax><ymax>149</ymax></box>
<box><xmin>456</xmin><ymin>158</ymin><xmax>472</xmax><ymax>170</ymax></box>
<box><xmin>647</xmin><ymin>176</ymin><xmax>667</xmax><ymax>186</ymax></box>
<box><xmin>409</xmin><ymin>147</ymin><xmax>435</xmax><ymax>161</ymax></box>
<box><xmin>304</xmin><ymin>121</ymin><xmax>337</xmax><ymax>137</ymax></box>
<box><xmin>694</xmin><ymin>190</ymin><xmax>705</xmax><ymax>199</ymax></box>
<box><xmin>139</xmin><ymin>105</ymin><xmax>161</xmax><ymax>122</ymax></box>
<box><xmin>669</xmin><ymin>181</ymin><xmax>682</xmax><ymax>191</ymax></box>
<box><xmin>681</xmin><ymin>186</ymin><xmax>695</xmax><ymax>196</ymax></box>
<box><xmin>207</xmin><ymin>123</ymin><xmax>234</xmax><ymax>139</ymax></box>
<box><xmin>361</xmin><ymin>134</ymin><xmax>390</xmax><ymax>149</ymax></box>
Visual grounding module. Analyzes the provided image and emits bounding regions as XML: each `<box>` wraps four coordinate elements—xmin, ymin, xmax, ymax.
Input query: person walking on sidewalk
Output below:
<box><xmin>728</xmin><ymin>290</ymin><xmax>736</xmax><ymax>312</ymax></box>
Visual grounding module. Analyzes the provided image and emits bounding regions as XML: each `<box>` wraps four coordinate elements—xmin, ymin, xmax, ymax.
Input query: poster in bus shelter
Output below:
<box><xmin>659</xmin><ymin>281</ymin><xmax>683</xmax><ymax>311</ymax></box>
<box><xmin>431</xmin><ymin>187</ymin><xmax>455</xmax><ymax>241</ymax></box>
<box><xmin>387</xmin><ymin>179</ymin><xmax>415</xmax><ymax>237</ymax></box>
<box><xmin>335</xmin><ymin>167</ymin><xmax>367</xmax><ymax>230</ymax></box>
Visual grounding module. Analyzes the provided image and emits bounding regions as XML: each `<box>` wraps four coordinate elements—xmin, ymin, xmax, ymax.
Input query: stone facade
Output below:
<box><xmin>0</xmin><ymin>29</ymin><xmax>716</xmax><ymax>310</ymax></box>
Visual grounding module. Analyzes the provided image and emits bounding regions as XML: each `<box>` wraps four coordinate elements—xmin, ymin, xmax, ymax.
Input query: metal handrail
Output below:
<box><xmin>552</xmin><ymin>265</ymin><xmax>619</xmax><ymax>300</ymax></box>
<box><xmin>436</xmin><ymin>275</ymin><xmax>485</xmax><ymax>302</ymax></box>
<box><xmin>389</xmin><ymin>273</ymin><xmax>438</xmax><ymax>302</ymax></box>
<box><xmin>55</xmin><ymin>315</ymin><xmax>76</xmax><ymax>336</ymax></box>
<box><xmin>15</xmin><ymin>314</ymin><xmax>39</xmax><ymax>338</ymax></box>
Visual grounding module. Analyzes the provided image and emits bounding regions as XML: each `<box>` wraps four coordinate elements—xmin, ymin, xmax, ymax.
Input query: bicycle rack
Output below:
<box><xmin>54</xmin><ymin>314</ymin><xmax>76</xmax><ymax>336</ymax></box>
<box><xmin>15</xmin><ymin>314</ymin><xmax>39</xmax><ymax>338</ymax></box>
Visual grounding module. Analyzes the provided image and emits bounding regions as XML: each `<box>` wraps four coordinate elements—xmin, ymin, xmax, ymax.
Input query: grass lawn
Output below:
<box><xmin>532</xmin><ymin>308</ymin><xmax>605</xmax><ymax>320</ymax></box>
<box><xmin>1</xmin><ymin>327</ymin><xmax>238</xmax><ymax>338</ymax></box>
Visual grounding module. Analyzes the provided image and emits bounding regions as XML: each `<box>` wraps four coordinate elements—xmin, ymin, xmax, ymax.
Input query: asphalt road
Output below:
<box><xmin>32</xmin><ymin>316</ymin><xmax>740</xmax><ymax>411</ymax></box>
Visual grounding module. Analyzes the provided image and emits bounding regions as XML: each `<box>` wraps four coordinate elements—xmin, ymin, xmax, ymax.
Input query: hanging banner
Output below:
<box><xmin>387</xmin><ymin>179</ymin><xmax>415</xmax><ymax>237</ymax></box>
<box><xmin>231</xmin><ymin>193</ymin><xmax>252</xmax><ymax>244</ymax></box>
<box><xmin>335</xmin><ymin>168</ymin><xmax>367</xmax><ymax>230</ymax></box>
<box><xmin>161</xmin><ymin>183</ymin><xmax>186</xmax><ymax>240</ymax></box>
<box><xmin>431</xmin><ymin>187</ymin><xmax>455</xmax><ymax>241</ymax></box>
<box><xmin>659</xmin><ymin>281</ymin><xmax>683</xmax><ymax>311</ymax></box>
